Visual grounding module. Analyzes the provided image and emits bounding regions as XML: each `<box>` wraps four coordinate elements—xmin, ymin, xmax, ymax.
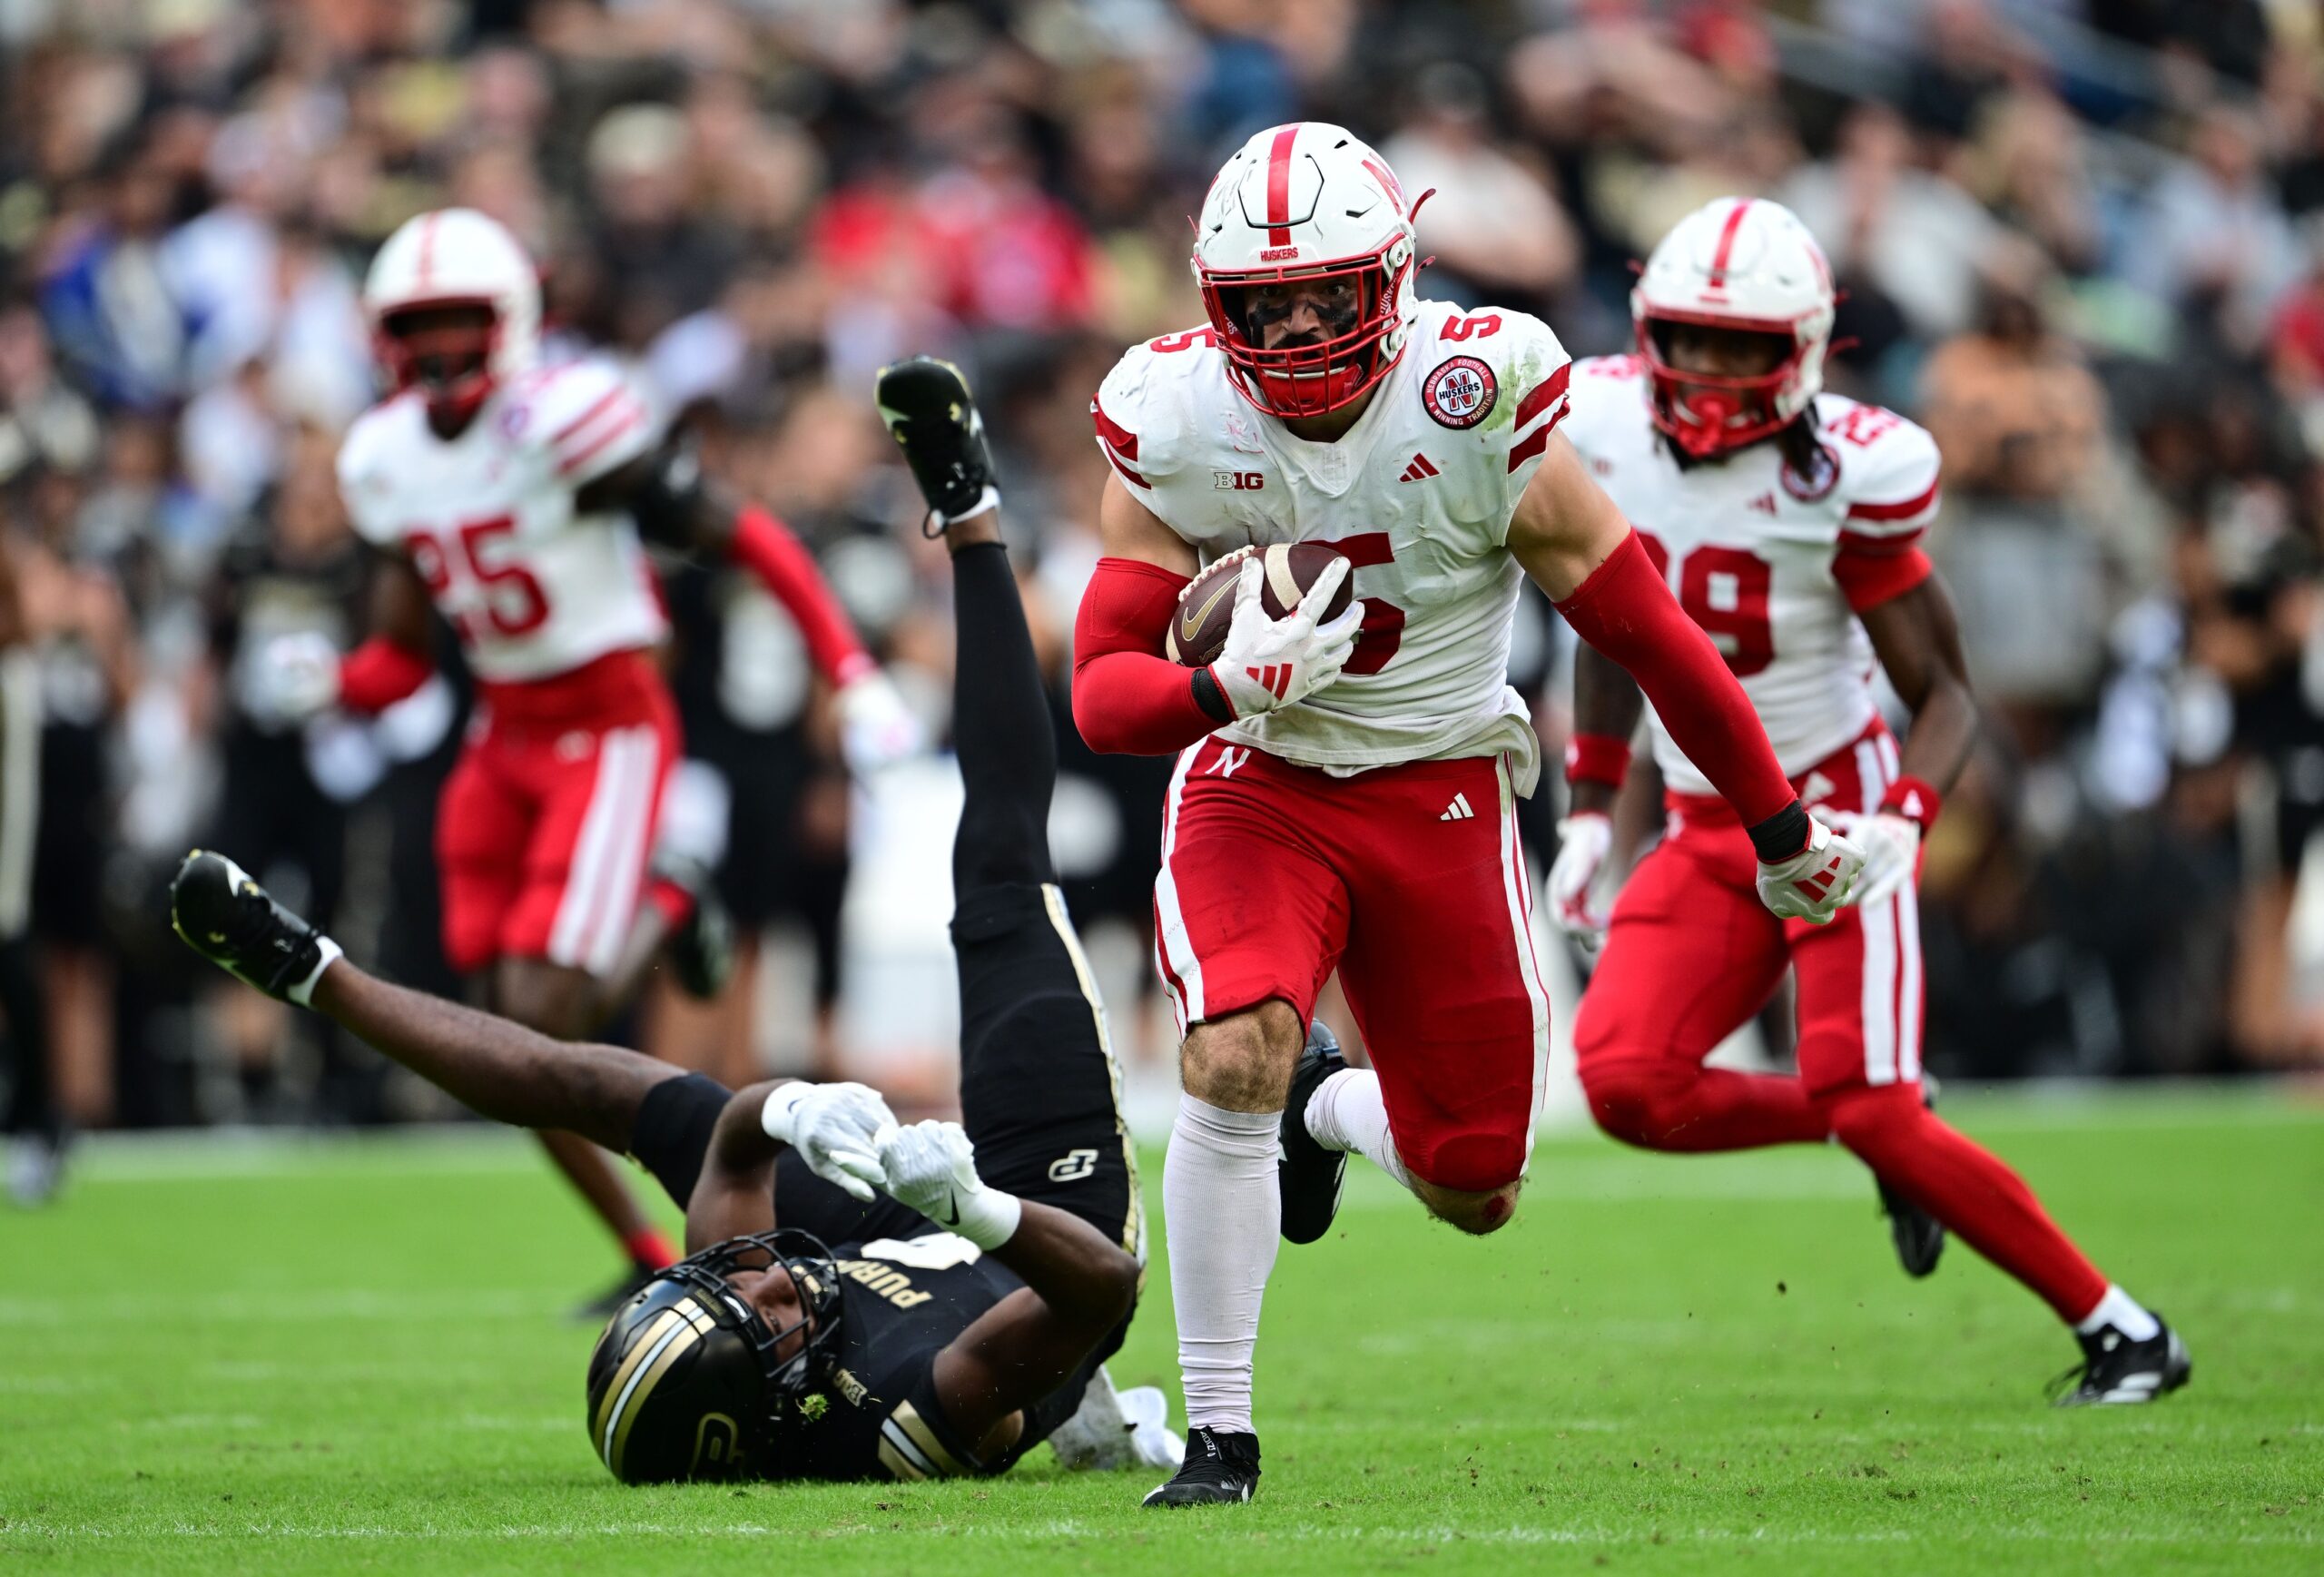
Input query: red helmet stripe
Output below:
<box><xmin>416</xmin><ymin>212</ymin><xmax>440</xmax><ymax>290</ymax></box>
<box><xmin>1706</xmin><ymin>198</ymin><xmax>1753</xmax><ymax>289</ymax></box>
<box><xmin>1360</xmin><ymin>156</ymin><xmax>1407</xmax><ymax>217</ymax></box>
<box><xmin>1264</xmin><ymin>125</ymin><xmax>1299</xmax><ymax>247</ymax></box>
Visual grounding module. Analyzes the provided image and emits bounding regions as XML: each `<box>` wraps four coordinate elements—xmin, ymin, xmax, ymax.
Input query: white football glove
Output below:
<box><xmin>833</xmin><ymin>670</ymin><xmax>924</xmax><ymax>776</ymax></box>
<box><xmin>760</xmin><ymin>1080</ymin><xmax>896</xmax><ymax>1202</ymax></box>
<box><xmin>1755</xmin><ymin>813</ymin><xmax>1866</xmax><ymax>926</ymax></box>
<box><xmin>1209</xmin><ymin>555</ymin><xmax>1363</xmax><ymax>720</ymax></box>
<box><xmin>874</xmin><ymin>1119</ymin><xmax>1022</xmax><ymax>1248</ymax></box>
<box><xmin>1548</xmin><ymin>811</ymin><xmax>1615</xmax><ymax>944</ymax></box>
<box><xmin>251</xmin><ymin>632</ymin><xmax>342</xmax><ymax>724</ymax></box>
<box><xmin>1825</xmin><ymin>810</ymin><xmax>1920</xmax><ymax>910</ymax></box>
<box><xmin>1049</xmin><ymin>1366</ymin><xmax>1187</xmax><ymax>1473</ymax></box>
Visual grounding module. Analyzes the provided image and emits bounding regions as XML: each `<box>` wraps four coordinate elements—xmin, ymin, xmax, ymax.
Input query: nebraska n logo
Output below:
<box><xmin>1439</xmin><ymin>793</ymin><xmax>1475</xmax><ymax>822</ymax></box>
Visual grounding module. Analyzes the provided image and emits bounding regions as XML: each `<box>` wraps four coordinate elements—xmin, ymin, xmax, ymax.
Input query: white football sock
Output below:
<box><xmin>2073</xmin><ymin>1284</ymin><xmax>2161</xmax><ymax>1342</ymax></box>
<box><xmin>1304</xmin><ymin>1067</ymin><xmax>1413</xmax><ymax>1192</ymax></box>
<box><xmin>1165</xmin><ymin>1094</ymin><xmax>1282</xmax><ymax>1435</ymax></box>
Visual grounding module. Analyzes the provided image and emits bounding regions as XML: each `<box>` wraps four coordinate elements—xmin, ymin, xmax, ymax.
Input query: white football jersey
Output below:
<box><xmin>1560</xmin><ymin>355</ymin><xmax>1944</xmax><ymax>797</ymax></box>
<box><xmin>336</xmin><ymin>357</ymin><xmax>665</xmax><ymax>685</ymax></box>
<box><xmin>1094</xmin><ymin>300</ymin><xmax>1572</xmax><ymax>792</ymax></box>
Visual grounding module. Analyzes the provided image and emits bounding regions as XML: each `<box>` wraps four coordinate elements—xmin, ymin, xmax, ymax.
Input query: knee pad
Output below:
<box><xmin>1579</xmin><ymin>1057</ymin><xmax>1691</xmax><ymax>1150</ymax></box>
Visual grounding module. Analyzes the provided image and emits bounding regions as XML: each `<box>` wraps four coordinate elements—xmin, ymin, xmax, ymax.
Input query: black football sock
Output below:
<box><xmin>949</xmin><ymin>541</ymin><xmax>1057</xmax><ymax>898</ymax></box>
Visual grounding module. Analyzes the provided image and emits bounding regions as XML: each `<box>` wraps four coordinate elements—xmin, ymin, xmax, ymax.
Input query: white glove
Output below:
<box><xmin>874</xmin><ymin>1119</ymin><xmax>1022</xmax><ymax>1249</ymax></box>
<box><xmin>761</xmin><ymin>1081</ymin><xmax>896</xmax><ymax>1202</ymax></box>
<box><xmin>251</xmin><ymin>632</ymin><xmax>341</xmax><ymax>724</ymax></box>
<box><xmin>1548</xmin><ymin>811</ymin><xmax>1614</xmax><ymax>943</ymax></box>
<box><xmin>1825</xmin><ymin>810</ymin><xmax>1920</xmax><ymax>910</ymax></box>
<box><xmin>1209</xmin><ymin>555</ymin><xmax>1364</xmax><ymax>719</ymax></box>
<box><xmin>1755</xmin><ymin>813</ymin><xmax>1866</xmax><ymax>926</ymax></box>
<box><xmin>834</xmin><ymin>670</ymin><xmax>924</xmax><ymax>775</ymax></box>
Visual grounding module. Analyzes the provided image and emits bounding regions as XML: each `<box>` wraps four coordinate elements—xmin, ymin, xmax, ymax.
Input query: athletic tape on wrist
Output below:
<box><xmin>760</xmin><ymin>1081</ymin><xmax>819</xmax><ymax>1143</ymax></box>
<box><xmin>947</xmin><ymin>1186</ymin><xmax>1023</xmax><ymax>1251</ymax></box>
<box><xmin>1563</xmin><ymin>733</ymin><xmax>1632</xmax><ymax>789</ymax></box>
<box><xmin>287</xmin><ymin>937</ymin><xmax>343</xmax><ymax>1009</ymax></box>
<box><xmin>1878</xmin><ymin>775</ymin><xmax>1943</xmax><ymax>832</ymax></box>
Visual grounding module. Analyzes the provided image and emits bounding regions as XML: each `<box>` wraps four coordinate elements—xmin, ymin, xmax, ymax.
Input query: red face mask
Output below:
<box><xmin>1636</xmin><ymin>312</ymin><xmax>1802</xmax><ymax>459</ymax></box>
<box><xmin>1201</xmin><ymin>258</ymin><xmax>1406</xmax><ymax>420</ymax></box>
<box><xmin>377</xmin><ymin>303</ymin><xmax>501</xmax><ymax>431</ymax></box>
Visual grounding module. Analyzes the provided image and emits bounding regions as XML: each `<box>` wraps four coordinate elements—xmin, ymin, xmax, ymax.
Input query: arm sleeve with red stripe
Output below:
<box><xmin>1554</xmin><ymin>531</ymin><xmax>1797</xmax><ymax>826</ymax></box>
<box><xmin>337</xmin><ymin>636</ymin><xmax>434</xmax><ymax>714</ymax></box>
<box><xmin>728</xmin><ymin>507</ymin><xmax>874</xmax><ymax>686</ymax></box>
<box><xmin>1500</xmin><ymin>314</ymin><xmax>1575</xmax><ymax>524</ymax></box>
<box><xmin>1071</xmin><ymin>557</ymin><xmax>1220</xmax><ymax>756</ymax></box>
<box><xmin>1831</xmin><ymin>409</ymin><xmax>1942</xmax><ymax>613</ymax></box>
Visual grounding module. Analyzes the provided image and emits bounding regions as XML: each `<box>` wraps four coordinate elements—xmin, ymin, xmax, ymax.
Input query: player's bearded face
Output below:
<box><xmin>1640</xmin><ymin>316</ymin><xmax>1797</xmax><ymax>459</ymax></box>
<box><xmin>1223</xmin><ymin>269</ymin><xmax>1381</xmax><ymax>416</ymax></box>
<box><xmin>379</xmin><ymin>304</ymin><xmax>498</xmax><ymax>428</ymax></box>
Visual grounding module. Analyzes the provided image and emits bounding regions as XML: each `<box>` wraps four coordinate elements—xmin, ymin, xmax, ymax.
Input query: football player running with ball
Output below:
<box><xmin>1540</xmin><ymin>198</ymin><xmax>2187</xmax><ymax>1405</ymax></box>
<box><xmin>1071</xmin><ymin>124</ymin><xmax>1867</xmax><ymax>1506</ymax></box>
<box><xmin>251</xmin><ymin>210</ymin><xmax>919</xmax><ymax>1310</ymax></box>
<box><xmin>170</xmin><ymin>360</ymin><xmax>1176</xmax><ymax>1485</ymax></box>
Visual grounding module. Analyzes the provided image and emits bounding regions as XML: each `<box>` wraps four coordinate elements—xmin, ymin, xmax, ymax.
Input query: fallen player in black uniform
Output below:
<box><xmin>171</xmin><ymin>360</ymin><xmax>1179</xmax><ymax>1484</ymax></box>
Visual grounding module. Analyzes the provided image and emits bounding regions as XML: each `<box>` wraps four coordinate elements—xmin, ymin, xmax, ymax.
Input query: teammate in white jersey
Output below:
<box><xmin>1544</xmin><ymin>196</ymin><xmax>2187</xmax><ymax>1405</ymax></box>
<box><xmin>1069</xmin><ymin>124</ymin><xmax>1872</xmax><ymax>1504</ymax></box>
<box><xmin>252</xmin><ymin>209</ymin><xmax>918</xmax><ymax>1310</ymax></box>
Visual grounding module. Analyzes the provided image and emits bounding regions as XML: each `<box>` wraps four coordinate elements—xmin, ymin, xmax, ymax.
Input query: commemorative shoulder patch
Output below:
<box><xmin>1422</xmin><ymin>355</ymin><xmax>1497</xmax><ymax>429</ymax></box>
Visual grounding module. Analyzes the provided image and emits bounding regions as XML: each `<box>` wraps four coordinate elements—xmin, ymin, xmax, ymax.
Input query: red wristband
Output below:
<box><xmin>1563</xmin><ymin>734</ymin><xmax>1631</xmax><ymax>790</ymax></box>
<box><xmin>338</xmin><ymin>636</ymin><xmax>433</xmax><ymax>714</ymax></box>
<box><xmin>1878</xmin><ymin>774</ymin><xmax>1943</xmax><ymax>831</ymax></box>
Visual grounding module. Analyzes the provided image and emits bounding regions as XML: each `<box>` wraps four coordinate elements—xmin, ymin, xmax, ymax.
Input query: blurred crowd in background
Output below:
<box><xmin>5</xmin><ymin>0</ymin><xmax>2324</xmax><ymax>1143</ymax></box>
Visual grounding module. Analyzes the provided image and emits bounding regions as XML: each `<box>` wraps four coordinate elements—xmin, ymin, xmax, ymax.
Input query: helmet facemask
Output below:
<box><xmin>1199</xmin><ymin>248</ymin><xmax>1412</xmax><ymax>420</ymax></box>
<box><xmin>1635</xmin><ymin>310</ymin><xmax>1807</xmax><ymax>460</ymax></box>
<box><xmin>377</xmin><ymin>301</ymin><xmax>503</xmax><ymax>431</ymax></box>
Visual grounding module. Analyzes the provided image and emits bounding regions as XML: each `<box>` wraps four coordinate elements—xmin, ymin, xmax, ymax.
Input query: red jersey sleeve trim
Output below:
<box><xmin>1846</xmin><ymin>478</ymin><xmax>1941</xmax><ymax>523</ymax></box>
<box><xmin>1514</xmin><ymin>361</ymin><xmax>1571</xmax><ymax>431</ymax></box>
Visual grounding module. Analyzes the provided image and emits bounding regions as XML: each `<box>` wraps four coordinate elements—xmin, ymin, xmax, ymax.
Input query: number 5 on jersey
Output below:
<box><xmin>1313</xmin><ymin>531</ymin><xmax>1405</xmax><ymax>675</ymax></box>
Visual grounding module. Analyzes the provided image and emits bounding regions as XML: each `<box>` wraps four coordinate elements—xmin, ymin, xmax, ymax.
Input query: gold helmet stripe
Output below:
<box><xmin>596</xmin><ymin>1298</ymin><xmax>714</xmax><ymax>1476</ymax></box>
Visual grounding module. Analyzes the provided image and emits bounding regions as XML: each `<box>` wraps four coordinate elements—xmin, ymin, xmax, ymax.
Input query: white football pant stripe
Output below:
<box><xmin>548</xmin><ymin>724</ymin><xmax>659</xmax><ymax>975</ymax></box>
<box><xmin>1496</xmin><ymin>756</ymin><xmax>1552</xmax><ymax>1163</ymax></box>
<box><xmin>1153</xmin><ymin>744</ymin><xmax>1206</xmax><ymax>1034</ymax></box>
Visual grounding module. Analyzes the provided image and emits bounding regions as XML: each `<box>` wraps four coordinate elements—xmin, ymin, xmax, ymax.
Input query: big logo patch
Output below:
<box><xmin>1423</xmin><ymin>355</ymin><xmax>1497</xmax><ymax>429</ymax></box>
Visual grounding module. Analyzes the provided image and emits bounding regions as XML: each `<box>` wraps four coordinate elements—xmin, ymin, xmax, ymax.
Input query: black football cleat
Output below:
<box><xmin>2053</xmin><ymin>1315</ymin><xmax>2191</xmax><ymax>1406</ymax></box>
<box><xmin>875</xmin><ymin>357</ymin><xmax>999</xmax><ymax>533</ymax></box>
<box><xmin>653</xmin><ymin>855</ymin><xmax>734</xmax><ymax>1000</ymax></box>
<box><xmin>1876</xmin><ymin>1076</ymin><xmax>1945</xmax><ymax>1277</ymax></box>
<box><xmin>1279</xmin><ymin>1021</ymin><xmax>1349</xmax><ymax>1246</ymax></box>
<box><xmin>170</xmin><ymin>851</ymin><xmax>337</xmax><ymax>1003</ymax></box>
<box><xmin>1143</xmin><ymin>1426</ymin><xmax>1260</xmax><ymax>1507</ymax></box>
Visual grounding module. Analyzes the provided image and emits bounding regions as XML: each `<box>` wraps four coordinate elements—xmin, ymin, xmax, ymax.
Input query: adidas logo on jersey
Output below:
<box><xmin>1399</xmin><ymin>454</ymin><xmax>1440</xmax><ymax>483</ymax></box>
<box><xmin>1748</xmin><ymin>491</ymin><xmax>1778</xmax><ymax>516</ymax></box>
<box><xmin>1439</xmin><ymin>793</ymin><xmax>1475</xmax><ymax>822</ymax></box>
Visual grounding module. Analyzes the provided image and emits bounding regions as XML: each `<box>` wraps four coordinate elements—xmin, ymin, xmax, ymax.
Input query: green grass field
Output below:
<box><xmin>2</xmin><ymin>1087</ymin><xmax>2319</xmax><ymax>1574</ymax></box>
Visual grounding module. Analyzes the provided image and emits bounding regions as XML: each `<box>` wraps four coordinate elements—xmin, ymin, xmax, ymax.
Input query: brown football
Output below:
<box><xmin>1166</xmin><ymin>543</ymin><xmax>1355</xmax><ymax>667</ymax></box>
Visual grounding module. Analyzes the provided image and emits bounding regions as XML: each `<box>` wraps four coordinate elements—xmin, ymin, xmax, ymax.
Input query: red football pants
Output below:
<box><xmin>1155</xmin><ymin>739</ymin><xmax>1550</xmax><ymax>1192</ymax></box>
<box><xmin>1573</xmin><ymin>725</ymin><xmax>2107</xmax><ymax>1322</ymax></box>
<box><xmin>437</xmin><ymin>654</ymin><xmax>680</xmax><ymax>977</ymax></box>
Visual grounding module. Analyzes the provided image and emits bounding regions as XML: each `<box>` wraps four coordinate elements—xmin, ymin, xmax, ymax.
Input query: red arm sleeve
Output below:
<box><xmin>1553</xmin><ymin>530</ymin><xmax>1797</xmax><ymax>832</ymax></box>
<box><xmin>337</xmin><ymin>636</ymin><xmax>433</xmax><ymax>715</ymax></box>
<box><xmin>729</xmin><ymin>507</ymin><xmax>874</xmax><ymax>686</ymax></box>
<box><xmin>1071</xmin><ymin>557</ymin><xmax>1221</xmax><ymax>756</ymax></box>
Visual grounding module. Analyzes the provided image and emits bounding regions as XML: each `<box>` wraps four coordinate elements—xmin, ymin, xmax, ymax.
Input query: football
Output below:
<box><xmin>1166</xmin><ymin>543</ymin><xmax>1355</xmax><ymax>667</ymax></box>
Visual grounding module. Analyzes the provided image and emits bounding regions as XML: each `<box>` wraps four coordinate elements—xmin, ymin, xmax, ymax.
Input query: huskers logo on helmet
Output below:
<box><xmin>1630</xmin><ymin>196</ymin><xmax>1836</xmax><ymax>460</ymax></box>
<box><xmin>1191</xmin><ymin>123</ymin><xmax>1425</xmax><ymax>420</ymax></box>
<box><xmin>1421</xmin><ymin>355</ymin><xmax>1497</xmax><ymax>429</ymax></box>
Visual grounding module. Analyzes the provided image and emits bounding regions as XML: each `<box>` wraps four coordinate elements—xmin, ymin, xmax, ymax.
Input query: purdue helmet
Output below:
<box><xmin>583</xmin><ymin>1229</ymin><xmax>843</xmax><ymax>1483</ymax></box>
